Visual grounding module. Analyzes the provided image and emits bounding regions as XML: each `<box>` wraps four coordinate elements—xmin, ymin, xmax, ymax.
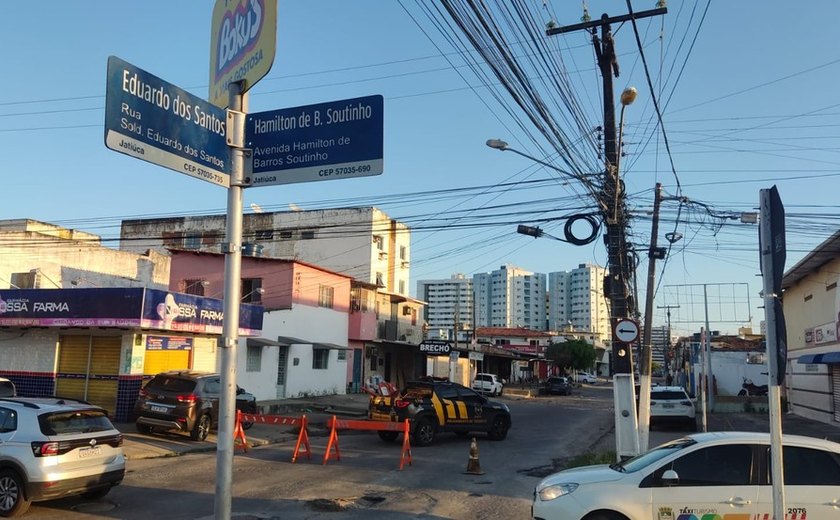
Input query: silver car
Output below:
<box><xmin>0</xmin><ymin>397</ymin><xmax>125</xmax><ymax>517</ymax></box>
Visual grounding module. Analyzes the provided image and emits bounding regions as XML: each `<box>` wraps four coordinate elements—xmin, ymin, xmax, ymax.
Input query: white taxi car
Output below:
<box><xmin>533</xmin><ymin>431</ymin><xmax>840</xmax><ymax>520</ymax></box>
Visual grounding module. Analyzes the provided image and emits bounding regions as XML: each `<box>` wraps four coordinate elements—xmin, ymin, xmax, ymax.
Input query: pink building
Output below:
<box><xmin>168</xmin><ymin>250</ymin><xmax>353</xmax><ymax>400</ymax></box>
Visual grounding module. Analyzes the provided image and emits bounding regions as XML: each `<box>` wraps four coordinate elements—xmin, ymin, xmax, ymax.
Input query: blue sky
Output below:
<box><xmin>3</xmin><ymin>1</ymin><xmax>839</xmax><ymax>336</ymax></box>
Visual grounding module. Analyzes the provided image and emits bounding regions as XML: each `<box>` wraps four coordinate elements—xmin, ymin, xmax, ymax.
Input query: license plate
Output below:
<box><xmin>79</xmin><ymin>446</ymin><xmax>102</xmax><ymax>458</ymax></box>
<box><xmin>150</xmin><ymin>405</ymin><xmax>168</xmax><ymax>413</ymax></box>
<box><xmin>662</xmin><ymin>403</ymin><xmax>675</xmax><ymax>408</ymax></box>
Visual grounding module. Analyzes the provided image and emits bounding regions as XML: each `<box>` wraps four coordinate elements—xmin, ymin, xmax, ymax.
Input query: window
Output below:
<box><xmin>399</xmin><ymin>280</ymin><xmax>406</xmax><ymax>294</ymax></box>
<box><xmin>301</xmin><ymin>229</ymin><xmax>316</xmax><ymax>240</ymax></box>
<box><xmin>399</xmin><ymin>245</ymin><xmax>407</xmax><ymax>260</ymax></box>
<box><xmin>319</xmin><ymin>285</ymin><xmax>334</xmax><ymax>308</ymax></box>
<box><xmin>373</xmin><ymin>235</ymin><xmax>384</xmax><ymax>250</ymax></box>
<box><xmin>10</xmin><ymin>271</ymin><xmax>37</xmax><ymax>289</ymax></box>
<box><xmin>246</xmin><ymin>345</ymin><xmax>262</xmax><ymax>372</ymax></box>
<box><xmin>0</xmin><ymin>408</ymin><xmax>17</xmax><ymax>433</ymax></box>
<box><xmin>255</xmin><ymin>229</ymin><xmax>274</xmax><ymax>240</ymax></box>
<box><xmin>184</xmin><ymin>279</ymin><xmax>207</xmax><ymax>296</ymax></box>
<box><xmin>375</xmin><ymin>272</ymin><xmax>384</xmax><ymax>287</ymax></box>
<box><xmin>772</xmin><ymin>446</ymin><xmax>840</xmax><ymax>485</ymax></box>
<box><xmin>658</xmin><ymin>444</ymin><xmax>753</xmax><ymax>486</ymax></box>
<box><xmin>337</xmin><ymin>350</ymin><xmax>347</xmax><ymax>361</ymax></box>
<box><xmin>313</xmin><ymin>349</ymin><xmax>329</xmax><ymax>369</ymax></box>
<box><xmin>279</xmin><ymin>229</ymin><xmax>293</xmax><ymax>239</ymax></box>
<box><xmin>241</xmin><ymin>278</ymin><xmax>263</xmax><ymax>303</ymax></box>
<box><xmin>184</xmin><ymin>232</ymin><xmax>202</xmax><ymax>249</ymax></box>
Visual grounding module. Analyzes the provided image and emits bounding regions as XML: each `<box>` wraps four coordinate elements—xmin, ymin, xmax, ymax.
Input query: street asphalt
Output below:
<box><xmin>117</xmin><ymin>389</ymin><xmax>840</xmax><ymax>461</ymax></box>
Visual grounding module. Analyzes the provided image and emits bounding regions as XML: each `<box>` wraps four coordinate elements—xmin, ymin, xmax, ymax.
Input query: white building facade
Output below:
<box><xmin>118</xmin><ymin>206</ymin><xmax>411</xmax><ymax>296</ymax></box>
<box><xmin>547</xmin><ymin>264</ymin><xmax>610</xmax><ymax>339</ymax></box>
<box><xmin>416</xmin><ymin>274</ymin><xmax>473</xmax><ymax>339</ymax></box>
<box><xmin>473</xmin><ymin>265</ymin><xmax>546</xmax><ymax>331</ymax></box>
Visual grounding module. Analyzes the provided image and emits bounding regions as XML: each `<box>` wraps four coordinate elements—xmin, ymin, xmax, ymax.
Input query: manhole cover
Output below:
<box><xmin>72</xmin><ymin>501</ymin><xmax>118</xmax><ymax>513</ymax></box>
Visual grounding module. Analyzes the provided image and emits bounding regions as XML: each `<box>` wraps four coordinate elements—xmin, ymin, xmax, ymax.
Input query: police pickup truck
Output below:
<box><xmin>369</xmin><ymin>378</ymin><xmax>511</xmax><ymax>446</ymax></box>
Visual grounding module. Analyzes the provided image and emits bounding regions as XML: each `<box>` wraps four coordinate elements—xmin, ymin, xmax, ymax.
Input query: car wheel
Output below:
<box><xmin>135</xmin><ymin>422</ymin><xmax>154</xmax><ymax>435</ymax></box>
<box><xmin>412</xmin><ymin>417</ymin><xmax>437</xmax><ymax>447</ymax></box>
<box><xmin>80</xmin><ymin>487</ymin><xmax>112</xmax><ymax>500</ymax></box>
<box><xmin>487</xmin><ymin>416</ymin><xmax>509</xmax><ymax>441</ymax></box>
<box><xmin>190</xmin><ymin>414</ymin><xmax>211</xmax><ymax>441</ymax></box>
<box><xmin>0</xmin><ymin>469</ymin><xmax>31</xmax><ymax>517</ymax></box>
<box><xmin>378</xmin><ymin>431</ymin><xmax>399</xmax><ymax>442</ymax></box>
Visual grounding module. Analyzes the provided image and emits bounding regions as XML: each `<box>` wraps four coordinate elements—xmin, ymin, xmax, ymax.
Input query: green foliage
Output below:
<box><xmin>566</xmin><ymin>450</ymin><xmax>616</xmax><ymax>468</ymax></box>
<box><xmin>546</xmin><ymin>339</ymin><xmax>597</xmax><ymax>371</ymax></box>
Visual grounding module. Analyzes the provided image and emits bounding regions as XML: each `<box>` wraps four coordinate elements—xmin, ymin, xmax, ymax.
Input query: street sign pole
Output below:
<box><xmin>215</xmin><ymin>81</ymin><xmax>246</xmax><ymax>520</ymax></box>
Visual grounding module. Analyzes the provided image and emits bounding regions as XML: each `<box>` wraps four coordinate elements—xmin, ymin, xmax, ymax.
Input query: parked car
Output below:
<box><xmin>0</xmin><ymin>397</ymin><xmax>125</xmax><ymax>517</ymax></box>
<box><xmin>573</xmin><ymin>371</ymin><xmax>598</xmax><ymax>384</ymax></box>
<box><xmin>134</xmin><ymin>371</ymin><xmax>257</xmax><ymax>441</ymax></box>
<box><xmin>649</xmin><ymin>385</ymin><xmax>697</xmax><ymax>431</ymax></box>
<box><xmin>369</xmin><ymin>378</ymin><xmax>511</xmax><ymax>446</ymax></box>
<box><xmin>0</xmin><ymin>377</ymin><xmax>16</xmax><ymax>397</ymax></box>
<box><xmin>532</xmin><ymin>432</ymin><xmax>840</xmax><ymax>520</ymax></box>
<box><xmin>471</xmin><ymin>373</ymin><xmax>504</xmax><ymax>396</ymax></box>
<box><xmin>545</xmin><ymin>376</ymin><xmax>572</xmax><ymax>396</ymax></box>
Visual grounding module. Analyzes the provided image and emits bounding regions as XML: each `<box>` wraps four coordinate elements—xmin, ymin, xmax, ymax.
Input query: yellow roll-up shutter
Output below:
<box><xmin>144</xmin><ymin>349</ymin><xmax>191</xmax><ymax>376</ymax></box>
<box><xmin>56</xmin><ymin>336</ymin><xmax>120</xmax><ymax>416</ymax></box>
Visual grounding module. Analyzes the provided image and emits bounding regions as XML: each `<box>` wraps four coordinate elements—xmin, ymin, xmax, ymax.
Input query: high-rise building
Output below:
<box><xmin>547</xmin><ymin>264</ymin><xmax>610</xmax><ymax>341</ymax></box>
<box><xmin>473</xmin><ymin>265</ymin><xmax>546</xmax><ymax>331</ymax></box>
<box><xmin>416</xmin><ymin>274</ymin><xmax>473</xmax><ymax>340</ymax></box>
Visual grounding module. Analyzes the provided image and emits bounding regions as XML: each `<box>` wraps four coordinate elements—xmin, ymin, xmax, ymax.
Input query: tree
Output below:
<box><xmin>546</xmin><ymin>339</ymin><xmax>596</xmax><ymax>373</ymax></box>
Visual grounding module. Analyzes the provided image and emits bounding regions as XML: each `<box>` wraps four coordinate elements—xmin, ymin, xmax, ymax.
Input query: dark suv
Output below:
<box><xmin>545</xmin><ymin>376</ymin><xmax>572</xmax><ymax>395</ymax></box>
<box><xmin>369</xmin><ymin>378</ymin><xmax>512</xmax><ymax>447</ymax></box>
<box><xmin>134</xmin><ymin>371</ymin><xmax>257</xmax><ymax>441</ymax></box>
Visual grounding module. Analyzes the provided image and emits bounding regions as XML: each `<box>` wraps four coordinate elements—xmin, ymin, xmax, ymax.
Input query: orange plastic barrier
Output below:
<box><xmin>323</xmin><ymin>416</ymin><xmax>412</xmax><ymax>470</ymax></box>
<box><xmin>236</xmin><ymin>412</ymin><xmax>312</xmax><ymax>463</ymax></box>
<box><xmin>234</xmin><ymin>410</ymin><xmax>249</xmax><ymax>453</ymax></box>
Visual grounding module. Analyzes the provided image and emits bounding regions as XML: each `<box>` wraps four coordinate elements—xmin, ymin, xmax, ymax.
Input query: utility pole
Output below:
<box><xmin>638</xmin><ymin>183</ymin><xmax>664</xmax><ymax>451</ymax></box>
<box><xmin>657</xmin><ymin>304</ymin><xmax>680</xmax><ymax>376</ymax></box>
<box><xmin>547</xmin><ymin>5</ymin><xmax>666</xmax><ymax>460</ymax></box>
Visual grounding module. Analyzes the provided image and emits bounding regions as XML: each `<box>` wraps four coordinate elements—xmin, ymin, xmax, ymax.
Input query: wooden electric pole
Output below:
<box><xmin>547</xmin><ymin>6</ymin><xmax>667</xmax><ymax>459</ymax></box>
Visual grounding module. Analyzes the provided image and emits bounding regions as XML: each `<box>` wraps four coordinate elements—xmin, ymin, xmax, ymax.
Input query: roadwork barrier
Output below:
<box><xmin>323</xmin><ymin>415</ymin><xmax>413</xmax><ymax>470</ymax></box>
<box><xmin>236</xmin><ymin>410</ymin><xmax>312</xmax><ymax>463</ymax></box>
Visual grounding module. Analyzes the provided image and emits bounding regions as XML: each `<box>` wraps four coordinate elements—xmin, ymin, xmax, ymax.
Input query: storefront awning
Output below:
<box><xmin>797</xmin><ymin>351</ymin><xmax>840</xmax><ymax>364</ymax></box>
<box><xmin>246</xmin><ymin>337</ymin><xmax>282</xmax><ymax>348</ymax></box>
<box><xmin>313</xmin><ymin>342</ymin><xmax>350</xmax><ymax>350</ymax></box>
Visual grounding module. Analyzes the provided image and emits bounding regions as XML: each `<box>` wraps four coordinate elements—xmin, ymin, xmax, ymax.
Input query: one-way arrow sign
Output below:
<box><xmin>614</xmin><ymin>319</ymin><xmax>640</xmax><ymax>343</ymax></box>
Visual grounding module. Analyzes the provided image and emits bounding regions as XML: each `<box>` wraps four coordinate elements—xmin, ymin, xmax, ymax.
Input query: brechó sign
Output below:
<box><xmin>418</xmin><ymin>340</ymin><xmax>451</xmax><ymax>356</ymax></box>
<box><xmin>209</xmin><ymin>0</ymin><xmax>277</xmax><ymax>108</ymax></box>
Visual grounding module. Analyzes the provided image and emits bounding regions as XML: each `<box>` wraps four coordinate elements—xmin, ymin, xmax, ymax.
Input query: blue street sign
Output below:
<box><xmin>246</xmin><ymin>95</ymin><xmax>383</xmax><ymax>186</ymax></box>
<box><xmin>104</xmin><ymin>56</ymin><xmax>231</xmax><ymax>187</ymax></box>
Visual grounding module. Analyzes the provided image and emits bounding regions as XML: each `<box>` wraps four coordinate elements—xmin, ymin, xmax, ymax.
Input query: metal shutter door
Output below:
<box><xmin>143</xmin><ymin>349</ymin><xmax>191</xmax><ymax>376</ymax></box>
<box><xmin>56</xmin><ymin>336</ymin><xmax>119</xmax><ymax>415</ymax></box>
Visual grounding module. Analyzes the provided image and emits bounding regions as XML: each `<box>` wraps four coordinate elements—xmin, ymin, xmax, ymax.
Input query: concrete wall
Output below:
<box><xmin>782</xmin><ymin>258</ymin><xmax>839</xmax><ymax>424</ymax></box>
<box><xmin>691</xmin><ymin>350</ymin><xmax>769</xmax><ymax>396</ymax></box>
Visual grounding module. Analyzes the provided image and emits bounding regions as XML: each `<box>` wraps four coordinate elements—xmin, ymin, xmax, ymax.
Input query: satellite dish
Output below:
<box><xmin>289</xmin><ymin>203</ymin><xmax>303</xmax><ymax>211</ymax></box>
<box><xmin>250</xmin><ymin>203</ymin><xmax>264</xmax><ymax>213</ymax></box>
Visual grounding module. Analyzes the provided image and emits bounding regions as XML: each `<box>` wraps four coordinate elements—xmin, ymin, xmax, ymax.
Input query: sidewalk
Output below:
<box><xmin>119</xmin><ymin>393</ymin><xmax>370</xmax><ymax>460</ymax></box>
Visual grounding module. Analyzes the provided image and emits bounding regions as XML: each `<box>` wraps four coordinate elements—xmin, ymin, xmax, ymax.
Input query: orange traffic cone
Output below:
<box><xmin>464</xmin><ymin>437</ymin><xmax>484</xmax><ymax>475</ymax></box>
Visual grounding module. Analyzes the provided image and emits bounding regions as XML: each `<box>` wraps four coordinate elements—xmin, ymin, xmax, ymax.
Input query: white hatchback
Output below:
<box><xmin>532</xmin><ymin>431</ymin><xmax>840</xmax><ymax>520</ymax></box>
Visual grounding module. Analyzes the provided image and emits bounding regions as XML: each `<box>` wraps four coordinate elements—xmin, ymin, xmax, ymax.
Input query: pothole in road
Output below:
<box><xmin>71</xmin><ymin>501</ymin><xmax>118</xmax><ymax>513</ymax></box>
<box><xmin>518</xmin><ymin>458</ymin><xmax>569</xmax><ymax>478</ymax></box>
<box><xmin>307</xmin><ymin>494</ymin><xmax>386</xmax><ymax>512</ymax></box>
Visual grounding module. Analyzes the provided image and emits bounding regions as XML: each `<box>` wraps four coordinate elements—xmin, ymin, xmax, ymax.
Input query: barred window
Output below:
<box><xmin>319</xmin><ymin>285</ymin><xmax>334</xmax><ymax>308</ymax></box>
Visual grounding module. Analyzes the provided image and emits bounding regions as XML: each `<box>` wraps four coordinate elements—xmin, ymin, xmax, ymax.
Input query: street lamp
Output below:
<box><xmin>485</xmin><ymin>139</ymin><xmax>578</xmax><ymax>181</ymax></box>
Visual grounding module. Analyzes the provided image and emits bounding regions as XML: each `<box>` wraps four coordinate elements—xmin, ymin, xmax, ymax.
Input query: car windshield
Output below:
<box><xmin>610</xmin><ymin>438</ymin><xmax>696</xmax><ymax>473</ymax></box>
<box><xmin>39</xmin><ymin>409</ymin><xmax>115</xmax><ymax>435</ymax></box>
